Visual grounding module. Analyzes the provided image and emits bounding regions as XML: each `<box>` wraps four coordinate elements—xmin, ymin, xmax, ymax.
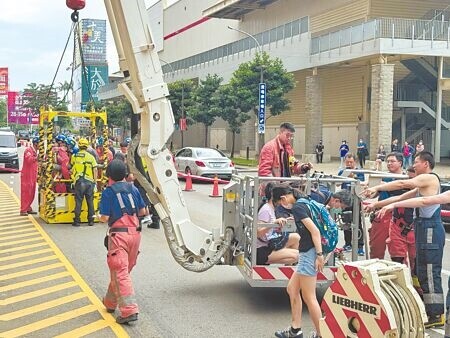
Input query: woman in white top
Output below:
<box><xmin>256</xmin><ymin>183</ymin><xmax>300</xmax><ymax>265</ymax></box>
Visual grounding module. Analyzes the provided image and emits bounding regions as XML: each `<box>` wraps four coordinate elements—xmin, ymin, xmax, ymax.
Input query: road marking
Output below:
<box><xmin>54</xmin><ymin>319</ymin><xmax>111</xmax><ymax>338</ymax></box>
<box><xmin>0</xmin><ymin>247</ymin><xmax>53</xmax><ymax>262</ymax></box>
<box><xmin>0</xmin><ymin>241</ymin><xmax>47</xmax><ymax>254</ymax></box>
<box><xmin>442</xmin><ymin>269</ymin><xmax>450</xmax><ymax>276</ymax></box>
<box><xmin>0</xmin><ymin>180</ymin><xmax>129</xmax><ymax>338</ymax></box>
<box><xmin>0</xmin><ymin>292</ymin><xmax>87</xmax><ymax>321</ymax></box>
<box><xmin>0</xmin><ymin>254</ymin><xmax>58</xmax><ymax>271</ymax></box>
<box><xmin>0</xmin><ymin>281</ymin><xmax>78</xmax><ymax>305</ymax></box>
<box><xmin>0</xmin><ymin>271</ymin><xmax>71</xmax><ymax>292</ymax></box>
<box><xmin>0</xmin><ymin>304</ymin><xmax>98</xmax><ymax>338</ymax></box>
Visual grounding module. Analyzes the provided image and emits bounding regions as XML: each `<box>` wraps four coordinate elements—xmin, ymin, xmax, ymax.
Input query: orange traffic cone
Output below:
<box><xmin>209</xmin><ymin>175</ymin><xmax>222</xmax><ymax>197</ymax></box>
<box><xmin>183</xmin><ymin>172</ymin><xmax>195</xmax><ymax>191</ymax></box>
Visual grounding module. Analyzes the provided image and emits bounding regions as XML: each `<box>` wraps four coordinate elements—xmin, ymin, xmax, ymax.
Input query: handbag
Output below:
<box><xmin>268</xmin><ymin>232</ymin><xmax>289</xmax><ymax>251</ymax></box>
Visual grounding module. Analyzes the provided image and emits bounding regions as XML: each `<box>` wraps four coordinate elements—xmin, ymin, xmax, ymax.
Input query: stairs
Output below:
<box><xmin>396</xmin><ymin>100</ymin><xmax>450</xmax><ymax>129</ymax></box>
<box><xmin>401</xmin><ymin>58</ymin><xmax>437</xmax><ymax>91</ymax></box>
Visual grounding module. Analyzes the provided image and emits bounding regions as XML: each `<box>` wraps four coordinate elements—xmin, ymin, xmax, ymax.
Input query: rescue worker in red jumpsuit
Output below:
<box><xmin>99</xmin><ymin>159</ymin><xmax>147</xmax><ymax>324</ymax></box>
<box><xmin>53</xmin><ymin>135</ymin><xmax>71</xmax><ymax>193</ymax></box>
<box><xmin>20</xmin><ymin>136</ymin><xmax>39</xmax><ymax>216</ymax></box>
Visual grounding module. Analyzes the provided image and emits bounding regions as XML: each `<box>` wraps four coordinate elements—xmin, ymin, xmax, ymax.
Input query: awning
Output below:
<box><xmin>203</xmin><ymin>0</ymin><xmax>280</xmax><ymax>20</ymax></box>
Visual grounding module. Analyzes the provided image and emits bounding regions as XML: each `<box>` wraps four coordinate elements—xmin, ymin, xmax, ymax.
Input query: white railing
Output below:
<box><xmin>311</xmin><ymin>17</ymin><xmax>450</xmax><ymax>55</ymax></box>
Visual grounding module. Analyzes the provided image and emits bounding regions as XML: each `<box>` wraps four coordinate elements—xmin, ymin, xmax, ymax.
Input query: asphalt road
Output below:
<box><xmin>1</xmin><ymin>148</ymin><xmax>449</xmax><ymax>337</ymax></box>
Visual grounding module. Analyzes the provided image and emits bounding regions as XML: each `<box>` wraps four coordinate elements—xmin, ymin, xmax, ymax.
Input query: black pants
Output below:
<box><xmin>358</xmin><ymin>152</ymin><xmax>366</xmax><ymax>168</ymax></box>
<box><xmin>316</xmin><ymin>152</ymin><xmax>323</xmax><ymax>163</ymax></box>
<box><xmin>344</xmin><ymin>224</ymin><xmax>364</xmax><ymax>248</ymax></box>
<box><xmin>134</xmin><ymin>179</ymin><xmax>160</xmax><ymax>224</ymax></box>
<box><xmin>73</xmin><ymin>178</ymin><xmax>95</xmax><ymax>223</ymax></box>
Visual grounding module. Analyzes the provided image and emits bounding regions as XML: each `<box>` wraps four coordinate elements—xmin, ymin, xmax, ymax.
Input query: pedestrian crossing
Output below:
<box><xmin>0</xmin><ymin>181</ymin><xmax>129</xmax><ymax>337</ymax></box>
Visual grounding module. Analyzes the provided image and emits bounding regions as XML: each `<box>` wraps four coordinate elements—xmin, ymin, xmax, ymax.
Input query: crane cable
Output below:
<box><xmin>44</xmin><ymin>21</ymin><xmax>76</xmax><ymax>106</ymax></box>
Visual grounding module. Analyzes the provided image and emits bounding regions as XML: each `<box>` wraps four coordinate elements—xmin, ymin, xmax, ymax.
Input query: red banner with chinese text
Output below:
<box><xmin>0</xmin><ymin>68</ymin><xmax>8</xmax><ymax>95</ymax></box>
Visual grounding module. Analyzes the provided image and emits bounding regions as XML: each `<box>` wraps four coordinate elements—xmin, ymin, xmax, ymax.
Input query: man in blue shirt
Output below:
<box><xmin>99</xmin><ymin>159</ymin><xmax>147</xmax><ymax>325</ymax></box>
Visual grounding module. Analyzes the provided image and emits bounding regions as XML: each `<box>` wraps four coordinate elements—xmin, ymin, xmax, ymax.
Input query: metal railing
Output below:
<box><xmin>311</xmin><ymin>17</ymin><xmax>450</xmax><ymax>55</ymax></box>
<box><xmin>162</xmin><ymin>16</ymin><xmax>309</xmax><ymax>74</ymax></box>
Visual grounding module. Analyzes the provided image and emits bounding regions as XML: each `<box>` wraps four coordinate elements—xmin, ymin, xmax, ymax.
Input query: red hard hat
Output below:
<box><xmin>66</xmin><ymin>0</ymin><xmax>85</xmax><ymax>11</ymax></box>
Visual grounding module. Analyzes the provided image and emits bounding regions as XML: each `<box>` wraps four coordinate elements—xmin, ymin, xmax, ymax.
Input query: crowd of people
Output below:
<box><xmin>256</xmin><ymin>124</ymin><xmax>447</xmax><ymax>337</ymax></box>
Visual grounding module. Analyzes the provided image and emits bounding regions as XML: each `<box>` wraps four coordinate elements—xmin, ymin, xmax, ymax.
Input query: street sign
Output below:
<box><xmin>258</xmin><ymin>83</ymin><xmax>266</xmax><ymax>134</ymax></box>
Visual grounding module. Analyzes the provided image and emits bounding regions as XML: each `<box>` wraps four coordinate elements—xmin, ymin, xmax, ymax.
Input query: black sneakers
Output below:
<box><xmin>116</xmin><ymin>313</ymin><xmax>138</xmax><ymax>324</ymax></box>
<box><xmin>275</xmin><ymin>327</ymin><xmax>303</xmax><ymax>338</ymax></box>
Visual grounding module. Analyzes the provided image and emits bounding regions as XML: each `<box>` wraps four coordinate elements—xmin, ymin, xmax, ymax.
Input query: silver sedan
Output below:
<box><xmin>174</xmin><ymin>147</ymin><xmax>235</xmax><ymax>180</ymax></box>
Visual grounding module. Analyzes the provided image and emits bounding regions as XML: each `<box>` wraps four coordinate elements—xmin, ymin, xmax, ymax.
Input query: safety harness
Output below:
<box><xmin>71</xmin><ymin>151</ymin><xmax>96</xmax><ymax>182</ymax></box>
<box><xmin>108</xmin><ymin>182</ymin><xmax>141</xmax><ymax>233</ymax></box>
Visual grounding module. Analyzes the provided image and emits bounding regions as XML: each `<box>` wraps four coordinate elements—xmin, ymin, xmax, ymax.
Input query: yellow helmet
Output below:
<box><xmin>78</xmin><ymin>138</ymin><xmax>89</xmax><ymax>148</ymax></box>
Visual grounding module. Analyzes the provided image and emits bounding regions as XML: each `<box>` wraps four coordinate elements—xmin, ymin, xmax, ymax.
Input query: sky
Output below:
<box><xmin>0</xmin><ymin>0</ymin><xmax>176</xmax><ymax>92</ymax></box>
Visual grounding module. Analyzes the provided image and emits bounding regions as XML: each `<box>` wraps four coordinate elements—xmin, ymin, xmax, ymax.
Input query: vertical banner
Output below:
<box><xmin>258</xmin><ymin>83</ymin><xmax>266</xmax><ymax>134</ymax></box>
<box><xmin>0</xmin><ymin>68</ymin><xmax>8</xmax><ymax>96</ymax></box>
<box><xmin>179</xmin><ymin>118</ymin><xmax>187</xmax><ymax>131</ymax></box>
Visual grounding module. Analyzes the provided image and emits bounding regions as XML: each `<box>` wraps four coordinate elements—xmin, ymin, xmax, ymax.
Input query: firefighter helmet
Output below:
<box><xmin>78</xmin><ymin>138</ymin><xmax>89</xmax><ymax>148</ymax></box>
<box><xmin>55</xmin><ymin>134</ymin><xmax>67</xmax><ymax>143</ymax></box>
<box><xmin>32</xmin><ymin>136</ymin><xmax>39</xmax><ymax>144</ymax></box>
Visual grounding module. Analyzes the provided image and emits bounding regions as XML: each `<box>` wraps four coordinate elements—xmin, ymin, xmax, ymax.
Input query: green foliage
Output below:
<box><xmin>168</xmin><ymin>79</ymin><xmax>196</xmax><ymax>124</ymax></box>
<box><xmin>100</xmin><ymin>98</ymin><xmax>132</xmax><ymax>128</ymax></box>
<box><xmin>189</xmin><ymin>74</ymin><xmax>223</xmax><ymax>146</ymax></box>
<box><xmin>229</xmin><ymin>52</ymin><xmax>295</xmax><ymax>117</ymax></box>
<box><xmin>22</xmin><ymin>82</ymin><xmax>69</xmax><ymax>113</ymax></box>
<box><xmin>0</xmin><ymin>99</ymin><xmax>6</xmax><ymax>127</ymax></box>
<box><xmin>214</xmin><ymin>84</ymin><xmax>251</xmax><ymax>157</ymax></box>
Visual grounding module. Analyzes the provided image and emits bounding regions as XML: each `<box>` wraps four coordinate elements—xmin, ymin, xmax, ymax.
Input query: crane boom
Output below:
<box><xmin>103</xmin><ymin>0</ymin><xmax>232</xmax><ymax>271</ymax></box>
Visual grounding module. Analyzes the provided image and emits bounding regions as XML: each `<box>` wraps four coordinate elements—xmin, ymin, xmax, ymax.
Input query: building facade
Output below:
<box><xmin>112</xmin><ymin>0</ymin><xmax>450</xmax><ymax>160</ymax></box>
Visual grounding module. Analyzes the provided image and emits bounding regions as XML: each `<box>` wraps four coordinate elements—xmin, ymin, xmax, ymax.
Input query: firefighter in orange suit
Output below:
<box><xmin>20</xmin><ymin>137</ymin><xmax>39</xmax><ymax>216</ymax></box>
<box><xmin>99</xmin><ymin>159</ymin><xmax>147</xmax><ymax>324</ymax></box>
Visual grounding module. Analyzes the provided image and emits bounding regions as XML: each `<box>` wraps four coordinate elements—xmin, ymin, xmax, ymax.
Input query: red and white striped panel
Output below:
<box><xmin>252</xmin><ymin>266</ymin><xmax>337</xmax><ymax>281</ymax></box>
<box><xmin>320</xmin><ymin>264</ymin><xmax>394</xmax><ymax>337</ymax></box>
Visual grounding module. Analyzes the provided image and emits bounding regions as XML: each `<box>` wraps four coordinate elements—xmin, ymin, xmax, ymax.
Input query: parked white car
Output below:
<box><xmin>174</xmin><ymin>147</ymin><xmax>235</xmax><ymax>180</ymax></box>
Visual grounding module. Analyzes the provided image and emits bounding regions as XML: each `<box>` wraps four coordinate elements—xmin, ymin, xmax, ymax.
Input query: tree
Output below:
<box><xmin>168</xmin><ymin>79</ymin><xmax>196</xmax><ymax>123</ymax></box>
<box><xmin>229</xmin><ymin>52</ymin><xmax>295</xmax><ymax>153</ymax></box>
<box><xmin>189</xmin><ymin>74</ymin><xmax>222</xmax><ymax>147</ymax></box>
<box><xmin>100</xmin><ymin>98</ymin><xmax>132</xmax><ymax>131</ymax></box>
<box><xmin>22</xmin><ymin>83</ymin><xmax>68</xmax><ymax>113</ymax></box>
<box><xmin>168</xmin><ymin>79</ymin><xmax>197</xmax><ymax>147</ymax></box>
<box><xmin>214</xmin><ymin>84</ymin><xmax>251</xmax><ymax>157</ymax></box>
<box><xmin>0</xmin><ymin>99</ymin><xmax>6</xmax><ymax>127</ymax></box>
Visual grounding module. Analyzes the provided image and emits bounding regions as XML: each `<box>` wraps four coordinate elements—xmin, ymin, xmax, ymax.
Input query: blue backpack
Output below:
<box><xmin>296</xmin><ymin>197</ymin><xmax>338</xmax><ymax>254</ymax></box>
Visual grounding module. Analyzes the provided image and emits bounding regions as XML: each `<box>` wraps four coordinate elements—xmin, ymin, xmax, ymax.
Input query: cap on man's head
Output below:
<box><xmin>106</xmin><ymin>159</ymin><xmax>127</xmax><ymax>182</ymax></box>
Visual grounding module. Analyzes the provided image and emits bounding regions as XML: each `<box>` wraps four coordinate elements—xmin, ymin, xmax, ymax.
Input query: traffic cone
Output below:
<box><xmin>209</xmin><ymin>175</ymin><xmax>222</xmax><ymax>197</ymax></box>
<box><xmin>183</xmin><ymin>172</ymin><xmax>195</xmax><ymax>191</ymax></box>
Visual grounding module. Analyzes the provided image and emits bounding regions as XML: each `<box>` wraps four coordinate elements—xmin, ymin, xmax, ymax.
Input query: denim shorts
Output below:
<box><xmin>296</xmin><ymin>247</ymin><xmax>317</xmax><ymax>276</ymax></box>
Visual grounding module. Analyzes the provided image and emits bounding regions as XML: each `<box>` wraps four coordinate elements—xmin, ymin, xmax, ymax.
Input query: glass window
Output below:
<box><xmin>300</xmin><ymin>17</ymin><xmax>309</xmax><ymax>33</ymax></box>
<box><xmin>277</xmin><ymin>26</ymin><xmax>284</xmax><ymax>40</ymax></box>
<box><xmin>292</xmin><ymin>19</ymin><xmax>300</xmax><ymax>36</ymax></box>
<box><xmin>270</xmin><ymin>28</ymin><xmax>277</xmax><ymax>43</ymax></box>
<box><xmin>284</xmin><ymin>22</ymin><xmax>292</xmax><ymax>38</ymax></box>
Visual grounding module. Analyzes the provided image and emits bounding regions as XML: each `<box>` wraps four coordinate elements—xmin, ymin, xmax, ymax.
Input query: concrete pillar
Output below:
<box><xmin>305</xmin><ymin>74</ymin><xmax>322</xmax><ymax>157</ymax></box>
<box><xmin>370</xmin><ymin>63</ymin><xmax>394</xmax><ymax>160</ymax></box>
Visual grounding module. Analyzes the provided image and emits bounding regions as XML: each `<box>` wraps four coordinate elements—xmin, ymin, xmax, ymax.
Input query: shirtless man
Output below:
<box><xmin>364</xmin><ymin>151</ymin><xmax>444</xmax><ymax>328</ymax></box>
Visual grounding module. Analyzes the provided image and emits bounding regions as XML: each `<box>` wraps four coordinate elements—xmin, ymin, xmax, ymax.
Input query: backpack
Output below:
<box><xmin>296</xmin><ymin>197</ymin><xmax>338</xmax><ymax>253</ymax></box>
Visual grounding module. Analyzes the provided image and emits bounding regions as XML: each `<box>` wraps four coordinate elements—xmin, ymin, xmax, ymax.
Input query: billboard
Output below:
<box><xmin>76</xmin><ymin>19</ymin><xmax>107</xmax><ymax>65</ymax></box>
<box><xmin>82</xmin><ymin>65</ymin><xmax>109</xmax><ymax>103</ymax></box>
<box><xmin>7</xmin><ymin>91</ymin><xmax>38</xmax><ymax>125</ymax></box>
<box><xmin>0</xmin><ymin>68</ymin><xmax>8</xmax><ymax>96</ymax></box>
